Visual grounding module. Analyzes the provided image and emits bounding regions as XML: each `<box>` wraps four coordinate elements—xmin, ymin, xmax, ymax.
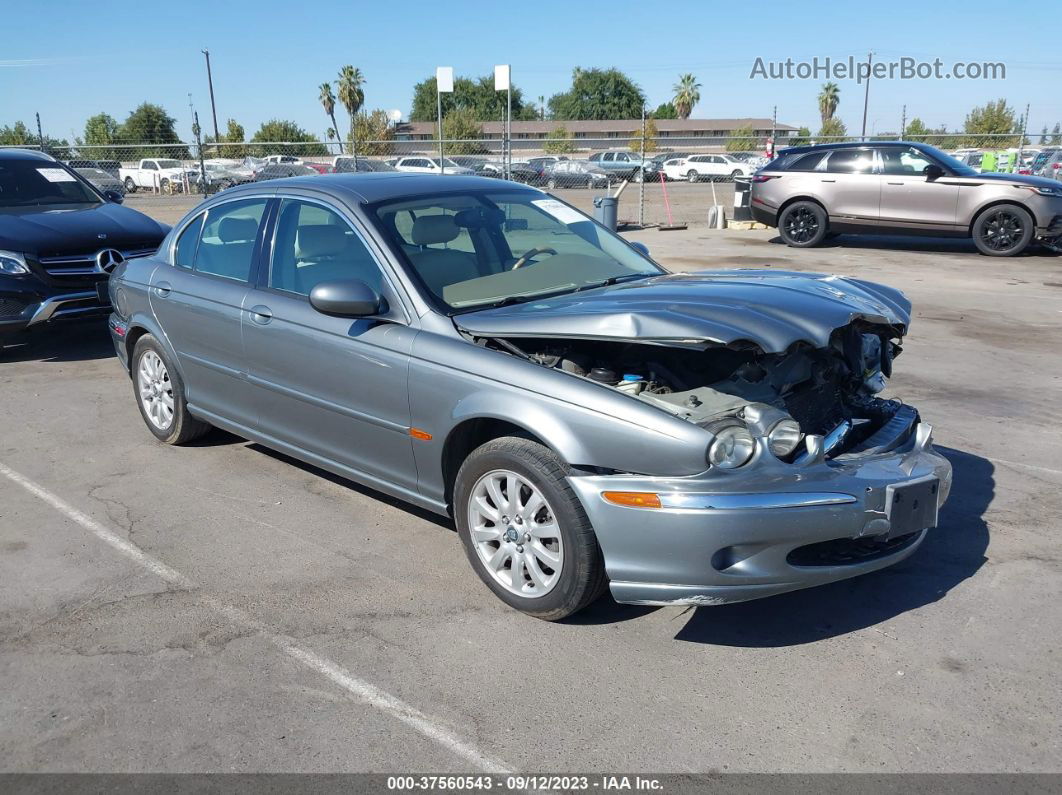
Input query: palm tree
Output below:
<box><xmin>818</xmin><ymin>82</ymin><xmax>840</xmax><ymax>125</ymax></box>
<box><xmin>318</xmin><ymin>82</ymin><xmax>341</xmax><ymax>155</ymax></box>
<box><xmin>336</xmin><ymin>66</ymin><xmax>366</xmax><ymax>156</ymax></box>
<box><xmin>672</xmin><ymin>74</ymin><xmax>701</xmax><ymax>120</ymax></box>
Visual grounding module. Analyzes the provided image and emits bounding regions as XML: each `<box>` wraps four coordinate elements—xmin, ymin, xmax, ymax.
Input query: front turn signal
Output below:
<box><xmin>602</xmin><ymin>491</ymin><xmax>662</xmax><ymax>509</ymax></box>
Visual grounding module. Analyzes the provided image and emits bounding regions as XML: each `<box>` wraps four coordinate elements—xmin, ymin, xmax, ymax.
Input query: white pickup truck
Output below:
<box><xmin>119</xmin><ymin>158</ymin><xmax>196</xmax><ymax>194</ymax></box>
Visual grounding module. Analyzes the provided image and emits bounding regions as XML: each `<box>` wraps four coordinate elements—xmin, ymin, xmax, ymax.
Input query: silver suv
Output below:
<box><xmin>751</xmin><ymin>141</ymin><xmax>1062</xmax><ymax>256</ymax></box>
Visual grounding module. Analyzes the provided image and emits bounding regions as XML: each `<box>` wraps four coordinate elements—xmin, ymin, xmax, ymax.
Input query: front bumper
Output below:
<box><xmin>0</xmin><ymin>285</ymin><xmax>111</xmax><ymax>336</ymax></box>
<box><xmin>568</xmin><ymin>421</ymin><xmax>953</xmax><ymax>606</ymax></box>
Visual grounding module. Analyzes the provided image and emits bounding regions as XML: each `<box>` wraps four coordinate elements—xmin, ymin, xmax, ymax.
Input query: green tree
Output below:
<box><xmin>119</xmin><ymin>102</ymin><xmax>189</xmax><ymax>159</ymax></box>
<box><xmin>629</xmin><ymin>116</ymin><xmax>658</xmax><ymax>153</ymax></box>
<box><xmin>543</xmin><ymin>125</ymin><xmax>575</xmax><ymax>154</ymax></box>
<box><xmin>903</xmin><ymin>117</ymin><xmax>932</xmax><ymax>142</ymax></box>
<box><xmin>1040</xmin><ymin>125</ymin><xmax>1049</xmax><ymax>146</ymax></box>
<box><xmin>409</xmin><ymin>73</ymin><xmax>536</xmax><ymax>122</ymax></box>
<box><xmin>963</xmin><ymin>98</ymin><xmax>1018</xmax><ymax>146</ymax></box>
<box><xmin>652</xmin><ymin>102</ymin><xmax>678</xmax><ymax>120</ymax></box>
<box><xmin>337</xmin><ymin>66</ymin><xmax>366</xmax><ymax>155</ymax></box>
<box><xmin>250</xmin><ymin>119</ymin><xmax>327</xmax><ymax>157</ymax></box>
<box><xmin>1051</xmin><ymin>122</ymin><xmax>1062</xmax><ymax>145</ymax></box>
<box><xmin>439</xmin><ymin>108</ymin><xmax>487</xmax><ymax>155</ymax></box>
<box><xmin>547</xmin><ymin>68</ymin><xmax>645</xmax><ymax>120</ymax></box>
<box><xmin>818</xmin><ymin>82</ymin><xmax>840</xmax><ymax>124</ymax></box>
<box><xmin>672</xmin><ymin>73</ymin><xmax>701</xmax><ymax>120</ymax></box>
<box><xmin>817</xmin><ymin>117</ymin><xmax>847</xmax><ymax>140</ymax></box>
<box><xmin>725</xmin><ymin>124</ymin><xmax>756</xmax><ymax>152</ymax></box>
<box><xmin>0</xmin><ymin>121</ymin><xmax>34</xmax><ymax>146</ymax></box>
<box><xmin>789</xmin><ymin>126</ymin><xmax>811</xmax><ymax>146</ymax></box>
<box><xmin>319</xmin><ymin>82</ymin><xmax>342</xmax><ymax>155</ymax></box>
<box><xmin>224</xmin><ymin>119</ymin><xmax>245</xmax><ymax>158</ymax></box>
<box><xmin>82</xmin><ymin>113</ymin><xmax>119</xmax><ymax>148</ymax></box>
<box><xmin>353</xmin><ymin>109</ymin><xmax>396</xmax><ymax>156</ymax></box>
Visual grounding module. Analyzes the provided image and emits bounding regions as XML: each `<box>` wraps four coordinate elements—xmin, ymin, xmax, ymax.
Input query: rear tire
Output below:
<box><xmin>124</xmin><ymin>177</ymin><xmax>137</xmax><ymax>193</ymax></box>
<box><xmin>454</xmin><ymin>437</ymin><xmax>607</xmax><ymax>621</ymax></box>
<box><xmin>778</xmin><ymin>200</ymin><xmax>828</xmax><ymax>248</ymax></box>
<box><xmin>132</xmin><ymin>335</ymin><xmax>211</xmax><ymax>445</ymax></box>
<box><xmin>971</xmin><ymin>204</ymin><xmax>1034</xmax><ymax>256</ymax></box>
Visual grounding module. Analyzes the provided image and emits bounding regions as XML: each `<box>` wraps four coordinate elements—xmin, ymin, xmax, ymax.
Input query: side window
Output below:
<box><xmin>602</xmin><ymin>153</ymin><xmax>615</xmax><ymax>162</ymax></box>
<box><xmin>824</xmin><ymin>149</ymin><xmax>875</xmax><ymax>174</ymax></box>
<box><xmin>174</xmin><ymin>213</ymin><xmax>205</xmax><ymax>269</ymax></box>
<box><xmin>879</xmin><ymin>147</ymin><xmax>935</xmax><ymax>176</ymax></box>
<box><xmin>270</xmin><ymin>199</ymin><xmax>386</xmax><ymax>297</ymax></box>
<box><xmin>588</xmin><ymin>153</ymin><xmax>601</xmax><ymax>162</ymax></box>
<box><xmin>144</xmin><ymin>161</ymin><xmax>157</xmax><ymax>171</ymax></box>
<box><xmin>195</xmin><ymin>199</ymin><xmax>268</xmax><ymax>282</ymax></box>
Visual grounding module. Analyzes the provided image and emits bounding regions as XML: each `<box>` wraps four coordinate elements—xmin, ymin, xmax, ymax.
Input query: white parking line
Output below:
<box><xmin>0</xmin><ymin>460</ymin><xmax>513</xmax><ymax>775</ymax></box>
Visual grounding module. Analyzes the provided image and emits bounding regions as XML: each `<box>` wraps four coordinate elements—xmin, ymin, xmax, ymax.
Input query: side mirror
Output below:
<box><xmin>309</xmin><ymin>279</ymin><xmax>384</xmax><ymax>318</ymax></box>
<box><xmin>925</xmin><ymin>164</ymin><xmax>945</xmax><ymax>181</ymax></box>
<box><xmin>630</xmin><ymin>241</ymin><xmax>650</xmax><ymax>257</ymax></box>
<box><xmin>104</xmin><ymin>190</ymin><xmax>124</xmax><ymax>204</ymax></box>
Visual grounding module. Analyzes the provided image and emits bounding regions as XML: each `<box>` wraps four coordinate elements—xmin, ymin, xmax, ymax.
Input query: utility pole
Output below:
<box><xmin>201</xmin><ymin>49</ymin><xmax>220</xmax><ymax>144</ymax></box>
<box><xmin>860</xmin><ymin>51</ymin><xmax>873</xmax><ymax>141</ymax></box>
<box><xmin>770</xmin><ymin>104</ymin><xmax>777</xmax><ymax>157</ymax></box>
<box><xmin>1016</xmin><ymin>103</ymin><xmax>1030</xmax><ymax>173</ymax></box>
<box><xmin>638</xmin><ymin>104</ymin><xmax>646</xmax><ymax>228</ymax></box>
<box><xmin>901</xmin><ymin>104</ymin><xmax>907</xmax><ymax>138</ymax></box>
<box><xmin>436</xmin><ymin>67</ymin><xmax>453</xmax><ymax>174</ymax></box>
<box><xmin>35</xmin><ymin>112</ymin><xmax>44</xmax><ymax>151</ymax></box>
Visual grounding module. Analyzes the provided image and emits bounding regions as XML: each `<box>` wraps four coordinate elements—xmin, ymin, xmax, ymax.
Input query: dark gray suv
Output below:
<box><xmin>751</xmin><ymin>141</ymin><xmax>1062</xmax><ymax>256</ymax></box>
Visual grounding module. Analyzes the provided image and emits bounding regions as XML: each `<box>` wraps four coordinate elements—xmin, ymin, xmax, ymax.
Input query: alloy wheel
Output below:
<box><xmin>137</xmin><ymin>350</ymin><xmax>174</xmax><ymax>430</ymax></box>
<box><xmin>981</xmin><ymin>209</ymin><xmax>1024</xmax><ymax>252</ymax></box>
<box><xmin>467</xmin><ymin>469</ymin><xmax>563</xmax><ymax>598</ymax></box>
<box><xmin>784</xmin><ymin>207</ymin><xmax>820</xmax><ymax>244</ymax></box>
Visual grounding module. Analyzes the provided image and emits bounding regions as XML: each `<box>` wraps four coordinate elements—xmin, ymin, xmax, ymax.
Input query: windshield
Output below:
<box><xmin>155</xmin><ymin>159</ymin><xmax>181</xmax><ymax>169</ymax></box>
<box><xmin>369</xmin><ymin>190</ymin><xmax>662</xmax><ymax>313</ymax></box>
<box><xmin>1031</xmin><ymin>151</ymin><xmax>1054</xmax><ymax>170</ymax></box>
<box><xmin>0</xmin><ymin>160</ymin><xmax>100</xmax><ymax>207</ymax></box>
<box><xmin>431</xmin><ymin>158</ymin><xmax>463</xmax><ymax>169</ymax></box>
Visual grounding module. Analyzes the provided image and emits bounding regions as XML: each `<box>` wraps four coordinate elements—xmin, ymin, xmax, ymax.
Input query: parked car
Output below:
<box><xmin>303</xmin><ymin>162</ymin><xmax>333</xmax><ymax>174</ymax></box>
<box><xmin>197</xmin><ymin>160</ymin><xmax>254</xmax><ymax>191</ymax></box>
<box><xmin>67</xmin><ymin>159</ymin><xmax>122</xmax><ymax>178</ymax></box>
<box><xmin>252</xmin><ymin>163</ymin><xmax>320</xmax><ymax>181</ymax></box>
<box><xmin>729</xmin><ymin>151</ymin><xmax>771</xmax><ymax>169</ymax></box>
<box><xmin>545</xmin><ymin>160</ymin><xmax>610</xmax><ymax>189</ymax></box>
<box><xmin>392</xmin><ymin>156</ymin><xmax>474</xmax><ymax>176</ymax></box>
<box><xmin>587</xmin><ymin>150</ymin><xmax>657</xmax><ymax>182</ymax></box>
<box><xmin>119</xmin><ymin>158</ymin><xmax>196</xmax><ymax>194</ymax></box>
<box><xmin>74</xmin><ymin>166</ymin><xmax>125</xmax><ymax>195</ymax></box>
<box><xmin>448</xmin><ymin>157</ymin><xmax>543</xmax><ymax>185</ymax></box>
<box><xmin>107</xmin><ymin>172</ymin><xmax>952</xmax><ymax>619</ymax></box>
<box><xmin>663</xmin><ymin>153</ymin><xmax>752</xmax><ymax>182</ymax></box>
<box><xmin>1029</xmin><ymin>147</ymin><xmax>1062</xmax><ymax>177</ymax></box>
<box><xmin>752</xmin><ymin>141</ymin><xmax>1062</xmax><ymax>256</ymax></box>
<box><xmin>332</xmin><ymin>157</ymin><xmax>399</xmax><ymax>173</ymax></box>
<box><xmin>0</xmin><ymin>149</ymin><xmax>167</xmax><ymax>346</ymax></box>
<box><xmin>263</xmin><ymin>154</ymin><xmax>303</xmax><ymax>165</ymax></box>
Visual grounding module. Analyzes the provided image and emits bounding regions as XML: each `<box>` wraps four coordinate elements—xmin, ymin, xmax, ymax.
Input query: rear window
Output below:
<box><xmin>1031</xmin><ymin>151</ymin><xmax>1056</xmax><ymax>170</ymax></box>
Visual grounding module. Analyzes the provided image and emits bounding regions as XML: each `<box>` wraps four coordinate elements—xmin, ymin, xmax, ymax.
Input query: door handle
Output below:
<box><xmin>887</xmin><ymin>181</ymin><xmax>904</xmax><ymax>185</ymax></box>
<box><xmin>152</xmin><ymin>281</ymin><xmax>171</xmax><ymax>297</ymax></box>
<box><xmin>249</xmin><ymin>305</ymin><xmax>273</xmax><ymax>325</ymax></box>
<box><xmin>820</xmin><ymin>179</ymin><xmax>836</xmax><ymax>183</ymax></box>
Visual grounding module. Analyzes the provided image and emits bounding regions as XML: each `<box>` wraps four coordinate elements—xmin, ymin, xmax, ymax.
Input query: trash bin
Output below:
<box><xmin>593</xmin><ymin>195</ymin><xmax>618</xmax><ymax>231</ymax></box>
<box><xmin>732</xmin><ymin>175</ymin><xmax>753</xmax><ymax>221</ymax></box>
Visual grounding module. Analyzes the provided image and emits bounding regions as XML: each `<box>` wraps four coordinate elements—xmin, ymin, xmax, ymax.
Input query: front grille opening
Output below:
<box><xmin>786</xmin><ymin>531</ymin><xmax>921</xmax><ymax>567</ymax></box>
<box><xmin>0</xmin><ymin>298</ymin><xmax>28</xmax><ymax>319</ymax></box>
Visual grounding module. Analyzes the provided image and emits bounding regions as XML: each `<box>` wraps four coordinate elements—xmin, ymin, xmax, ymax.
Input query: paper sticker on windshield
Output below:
<box><xmin>531</xmin><ymin>198</ymin><xmax>586</xmax><ymax>226</ymax></box>
<box><xmin>37</xmin><ymin>168</ymin><xmax>77</xmax><ymax>183</ymax></box>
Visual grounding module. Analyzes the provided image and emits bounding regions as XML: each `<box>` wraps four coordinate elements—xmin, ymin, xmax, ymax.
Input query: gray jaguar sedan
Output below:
<box><xmin>107</xmin><ymin>173</ymin><xmax>952</xmax><ymax>620</ymax></box>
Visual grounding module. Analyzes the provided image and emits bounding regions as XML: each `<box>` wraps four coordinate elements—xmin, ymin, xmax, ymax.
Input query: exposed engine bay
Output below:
<box><xmin>484</xmin><ymin>322</ymin><xmax>911</xmax><ymax>459</ymax></box>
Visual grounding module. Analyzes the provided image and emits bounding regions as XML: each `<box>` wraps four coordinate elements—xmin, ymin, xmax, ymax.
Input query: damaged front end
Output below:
<box><xmin>479</xmin><ymin>319</ymin><xmax>914</xmax><ymax>470</ymax></box>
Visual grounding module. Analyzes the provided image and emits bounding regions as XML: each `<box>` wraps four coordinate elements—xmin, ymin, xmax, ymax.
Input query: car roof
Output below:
<box><xmin>0</xmin><ymin>148</ymin><xmax>54</xmax><ymax>162</ymax></box>
<box><xmin>221</xmin><ymin>172</ymin><xmax>534</xmax><ymax>204</ymax></box>
<box><xmin>777</xmin><ymin>140</ymin><xmax>934</xmax><ymax>156</ymax></box>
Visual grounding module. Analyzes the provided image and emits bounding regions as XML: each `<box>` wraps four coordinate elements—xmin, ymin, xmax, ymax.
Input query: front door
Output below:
<box><xmin>241</xmin><ymin>196</ymin><xmax>419</xmax><ymax>493</ymax></box>
<box><xmin>148</xmin><ymin>197</ymin><xmax>269</xmax><ymax>428</ymax></box>
<box><xmin>877</xmin><ymin>147</ymin><xmax>960</xmax><ymax>230</ymax></box>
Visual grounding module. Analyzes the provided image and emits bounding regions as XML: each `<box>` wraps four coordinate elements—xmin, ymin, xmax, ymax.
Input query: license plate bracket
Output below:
<box><xmin>885</xmin><ymin>476</ymin><xmax>940</xmax><ymax>538</ymax></box>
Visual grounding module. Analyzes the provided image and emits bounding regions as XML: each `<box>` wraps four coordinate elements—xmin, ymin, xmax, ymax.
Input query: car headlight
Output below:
<box><xmin>0</xmin><ymin>250</ymin><xmax>29</xmax><ymax>275</ymax></box>
<box><xmin>707</xmin><ymin>422</ymin><xmax>755</xmax><ymax>469</ymax></box>
<box><xmin>1021</xmin><ymin>184</ymin><xmax>1062</xmax><ymax>197</ymax></box>
<box><xmin>767</xmin><ymin>418</ymin><xmax>803</xmax><ymax>458</ymax></box>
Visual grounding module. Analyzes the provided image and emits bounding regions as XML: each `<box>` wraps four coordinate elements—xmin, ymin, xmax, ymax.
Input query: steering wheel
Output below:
<box><xmin>511</xmin><ymin>247</ymin><xmax>558</xmax><ymax>270</ymax></box>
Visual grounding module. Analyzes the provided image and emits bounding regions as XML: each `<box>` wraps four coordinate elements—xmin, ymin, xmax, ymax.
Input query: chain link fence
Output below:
<box><xmin>7</xmin><ymin>131</ymin><xmax>1057</xmax><ymax>228</ymax></box>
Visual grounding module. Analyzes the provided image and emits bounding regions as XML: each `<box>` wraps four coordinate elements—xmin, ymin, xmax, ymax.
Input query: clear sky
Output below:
<box><xmin>3</xmin><ymin>0</ymin><xmax>1059</xmax><ymax>143</ymax></box>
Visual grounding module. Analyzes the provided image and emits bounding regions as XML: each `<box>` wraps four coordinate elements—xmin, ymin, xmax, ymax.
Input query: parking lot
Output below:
<box><xmin>2</xmin><ymin>212</ymin><xmax>1061</xmax><ymax>774</ymax></box>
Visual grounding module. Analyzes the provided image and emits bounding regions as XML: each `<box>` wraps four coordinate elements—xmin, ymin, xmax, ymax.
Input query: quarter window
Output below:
<box><xmin>174</xmin><ymin>213</ymin><xmax>205</xmax><ymax>269</ymax></box>
<box><xmin>194</xmin><ymin>198</ymin><xmax>267</xmax><ymax>282</ymax></box>
<box><xmin>270</xmin><ymin>199</ymin><xmax>386</xmax><ymax>296</ymax></box>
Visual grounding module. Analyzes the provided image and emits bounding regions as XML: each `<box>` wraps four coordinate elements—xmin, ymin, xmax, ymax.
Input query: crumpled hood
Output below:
<box><xmin>0</xmin><ymin>202</ymin><xmax>168</xmax><ymax>258</ymax></box>
<box><xmin>455</xmin><ymin>270</ymin><xmax>911</xmax><ymax>353</ymax></box>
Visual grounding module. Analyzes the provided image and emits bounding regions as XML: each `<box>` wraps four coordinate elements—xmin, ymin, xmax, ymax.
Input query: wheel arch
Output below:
<box><xmin>777</xmin><ymin>194</ymin><xmax>829</xmax><ymax>221</ymax></box>
<box><xmin>441</xmin><ymin>417</ymin><xmax>554</xmax><ymax>507</ymax></box>
<box><xmin>967</xmin><ymin>198</ymin><xmax>1036</xmax><ymax>237</ymax></box>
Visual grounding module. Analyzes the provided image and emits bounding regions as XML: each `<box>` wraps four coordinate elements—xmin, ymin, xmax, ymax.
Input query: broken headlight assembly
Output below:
<box><xmin>767</xmin><ymin>418</ymin><xmax>803</xmax><ymax>457</ymax></box>
<box><xmin>706</xmin><ymin>419</ymin><xmax>756</xmax><ymax>470</ymax></box>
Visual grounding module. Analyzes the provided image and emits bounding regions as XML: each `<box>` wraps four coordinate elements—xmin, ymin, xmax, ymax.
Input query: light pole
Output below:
<box><xmin>860</xmin><ymin>51</ymin><xmax>873</xmax><ymax>141</ymax></box>
<box><xmin>436</xmin><ymin>66</ymin><xmax>453</xmax><ymax>174</ymax></box>
<box><xmin>495</xmin><ymin>65</ymin><xmax>511</xmax><ymax>180</ymax></box>
<box><xmin>201</xmin><ymin>49</ymin><xmax>220</xmax><ymax>144</ymax></box>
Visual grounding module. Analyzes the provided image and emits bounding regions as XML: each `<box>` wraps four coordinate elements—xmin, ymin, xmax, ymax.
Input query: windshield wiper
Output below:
<box><xmin>573</xmin><ymin>272</ymin><xmax>654</xmax><ymax>292</ymax></box>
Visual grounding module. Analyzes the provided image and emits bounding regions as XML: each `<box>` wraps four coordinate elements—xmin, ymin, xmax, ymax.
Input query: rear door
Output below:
<box><xmin>148</xmin><ymin>196</ymin><xmax>270</xmax><ymax>428</ymax></box>
<box><xmin>818</xmin><ymin>148</ymin><xmax>880</xmax><ymax>222</ymax></box>
<box><xmin>241</xmin><ymin>195</ymin><xmax>419</xmax><ymax>493</ymax></box>
<box><xmin>878</xmin><ymin>147</ymin><xmax>960</xmax><ymax>230</ymax></box>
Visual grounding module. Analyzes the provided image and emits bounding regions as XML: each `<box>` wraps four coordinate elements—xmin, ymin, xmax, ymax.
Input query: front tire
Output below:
<box><xmin>686</xmin><ymin>170</ymin><xmax>700</xmax><ymax>183</ymax></box>
<box><xmin>778</xmin><ymin>200</ymin><xmax>828</xmax><ymax>247</ymax></box>
<box><xmin>132</xmin><ymin>335</ymin><xmax>211</xmax><ymax>445</ymax></box>
<box><xmin>124</xmin><ymin>177</ymin><xmax>137</xmax><ymax>193</ymax></box>
<box><xmin>547</xmin><ymin>177</ymin><xmax>557</xmax><ymax>190</ymax></box>
<box><xmin>972</xmin><ymin>204</ymin><xmax>1034</xmax><ymax>256</ymax></box>
<box><xmin>454</xmin><ymin>437</ymin><xmax>607</xmax><ymax>620</ymax></box>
